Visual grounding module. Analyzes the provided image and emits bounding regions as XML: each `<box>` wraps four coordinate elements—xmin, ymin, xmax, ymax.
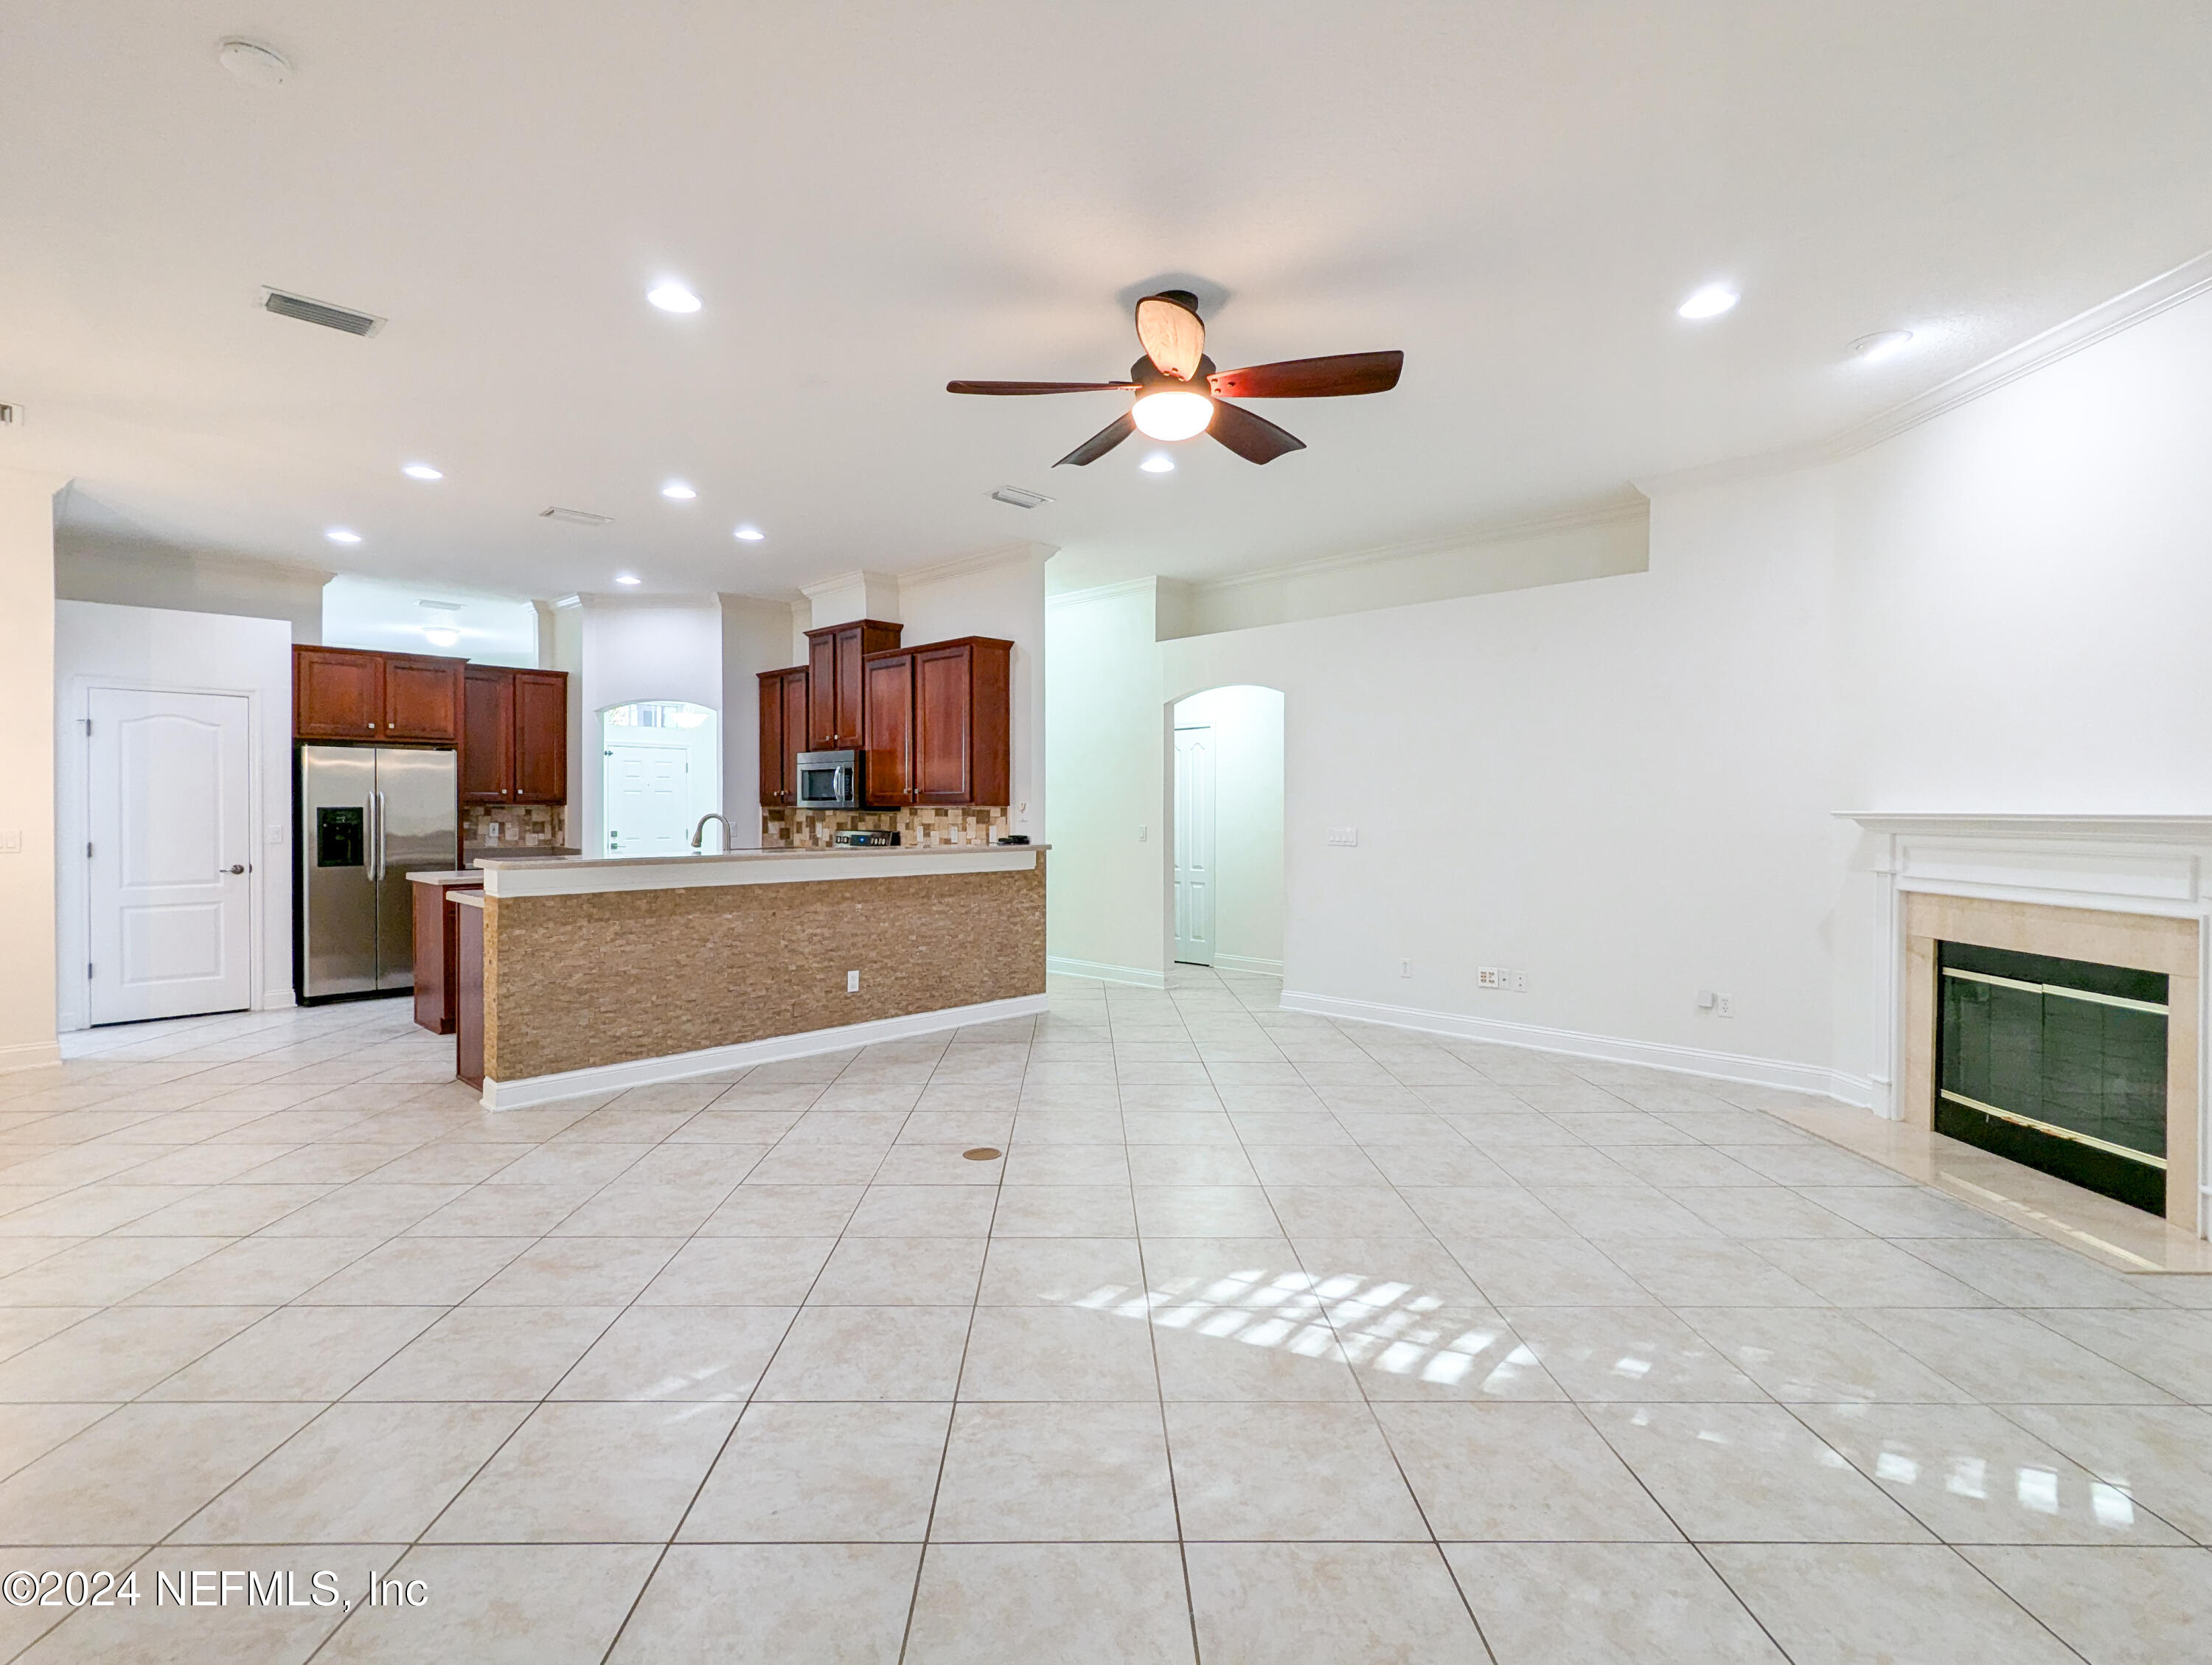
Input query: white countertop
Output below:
<box><xmin>473</xmin><ymin>842</ymin><xmax>1046</xmax><ymax>899</ymax></box>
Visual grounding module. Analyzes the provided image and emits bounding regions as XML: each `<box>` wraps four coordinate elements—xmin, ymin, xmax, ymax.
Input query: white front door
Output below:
<box><xmin>1174</xmin><ymin>724</ymin><xmax>1216</xmax><ymax>966</ymax></box>
<box><xmin>605</xmin><ymin>741</ymin><xmax>691</xmax><ymax>856</ymax></box>
<box><xmin>87</xmin><ymin>687</ymin><xmax>253</xmax><ymax>1023</ymax></box>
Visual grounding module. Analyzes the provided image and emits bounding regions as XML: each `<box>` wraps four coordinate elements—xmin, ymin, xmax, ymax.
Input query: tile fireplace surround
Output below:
<box><xmin>1849</xmin><ymin>816</ymin><xmax>2212</xmax><ymax>1246</ymax></box>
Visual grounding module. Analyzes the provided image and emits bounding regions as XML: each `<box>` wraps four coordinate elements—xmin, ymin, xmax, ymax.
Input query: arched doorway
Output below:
<box><xmin>599</xmin><ymin>700</ymin><xmax>719</xmax><ymax>858</ymax></box>
<box><xmin>1169</xmin><ymin>685</ymin><xmax>1284</xmax><ymax>976</ymax></box>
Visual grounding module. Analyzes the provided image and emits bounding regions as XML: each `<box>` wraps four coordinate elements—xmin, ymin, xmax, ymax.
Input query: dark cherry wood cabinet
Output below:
<box><xmin>861</xmin><ymin>636</ymin><xmax>1011</xmax><ymax>807</ymax></box>
<box><xmin>294</xmin><ymin>645</ymin><xmax>465</xmax><ymax>743</ymax></box>
<box><xmin>805</xmin><ymin>620</ymin><xmax>902</xmax><ymax>751</ymax></box>
<box><xmin>293</xmin><ymin>645</ymin><xmax>386</xmax><ymax>740</ymax></box>
<box><xmin>381</xmin><ymin>654</ymin><xmax>465</xmax><ymax>742</ymax></box>
<box><xmin>860</xmin><ymin>653</ymin><xmax>916</xmax><ymax>806</ymax></box>
<box><xmin>757</xmin><ymin>665</ymin><xmax>811</xmax><ymax>806</ymax></box>
<box><xmin>460</xmin><ymin>667</ymin><xmax>514</xmax><ymax>803</ymax></box>
<box><xmin>460</xmin><ymin>667</ymin><xmax>569</xmax><ymax>805</ymax></box>
<box><xmin>512</xmin><ymin>672</ymin><xmax>568</xmax><ymax>803</ymax></box>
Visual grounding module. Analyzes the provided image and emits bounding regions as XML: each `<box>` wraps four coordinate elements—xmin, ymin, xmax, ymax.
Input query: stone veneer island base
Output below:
<box><xmin>467</xmin><ymin>846</ymin><xmax>1047</xmax><ymax>1108</ymax></box>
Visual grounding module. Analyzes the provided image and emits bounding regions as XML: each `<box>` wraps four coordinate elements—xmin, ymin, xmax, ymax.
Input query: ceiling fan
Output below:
<box><xmin>947</xmin><ymin>290</ymin><xmax>1404</xmax><ymax>466</ymax></box>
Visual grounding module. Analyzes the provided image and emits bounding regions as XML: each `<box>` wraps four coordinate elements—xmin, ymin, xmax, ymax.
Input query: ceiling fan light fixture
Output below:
<box><xmin>1131</xmin><ymin>389</ymin><xmax>1213</xmax><ymax>442</ymax></box>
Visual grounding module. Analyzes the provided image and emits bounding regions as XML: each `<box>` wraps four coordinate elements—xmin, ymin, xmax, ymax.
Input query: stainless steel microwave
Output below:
<box><xmin>795</xmin><ymin>749</ymin><xmax>860</xmax><ymax>810</ymax></box>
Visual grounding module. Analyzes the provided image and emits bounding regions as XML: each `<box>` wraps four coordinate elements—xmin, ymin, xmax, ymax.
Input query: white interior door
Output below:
<box><xmin>604</xmin><ymin>741</ymin><xmax>691</xmax><ymax>856</ymax></box>
<box><xmin>1174</xmin><ymin>724</ymin><xmax>1216</xmax><ymax>966</ymax></box>
<box><xmin>87</xmin><ymin>687</ymin><xmax>252</xmax><ymax>1023</ymax></box>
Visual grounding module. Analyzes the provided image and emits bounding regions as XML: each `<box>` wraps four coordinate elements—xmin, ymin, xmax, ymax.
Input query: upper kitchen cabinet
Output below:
<box><xmin>293</xmin><ymin>645</ymin><xmax>385</xmax><ymax>739</ymax></box>
<box><xmin>805</xmin><ymin>620</ymin><xmax>902</xmax><ymax>751</ymax></box>
<box><xmin>757</xmin><ymin>665</ymin><xmax>810</xmax><ymax>806</ymax></box>
<box><xmin>381</xmin><ymin>653</ymin><xmax>465</xmax><ymax>741</ymax></box>
<box><xmin>462</xmin><ymin>666</ymin><xmax>569</xmax><ymax>804</ymax></box>
<box><xmin>861</xmin><ymin>636</ymin><xmax>1012</xmax><ymax>806</ymax></box>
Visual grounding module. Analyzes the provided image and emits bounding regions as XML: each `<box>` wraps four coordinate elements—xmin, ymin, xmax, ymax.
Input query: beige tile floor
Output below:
<box><xmin>1</xmin><ymin>967</ymin><xmax>2209</xmax><ymax>1662</ymax></box>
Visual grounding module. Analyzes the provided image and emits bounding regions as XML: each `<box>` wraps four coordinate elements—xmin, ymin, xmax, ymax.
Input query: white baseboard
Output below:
<box><xmin>1279</xmin><ymin>990</ymin><xmax>1874</xmax><ymax>1107</ymax></box>
<box><xmin>1214</xmin><ymin>954</ymin><xmax>1284</xmax><ymax>976</ymax></box>
<box><xmin>481</xmin><ymin>993</ymin><xmax>1051</xmax><ymax>1110</ymax></box>
<box><xmin>0</xmin><ymin>1040</ymin><xmax>64</xmax><ymax>1076</ymax></box>
<box><xmin>1046</xmin><ymin>956</ymin><xmax>1167</xmax><ymax>990</ymax></box>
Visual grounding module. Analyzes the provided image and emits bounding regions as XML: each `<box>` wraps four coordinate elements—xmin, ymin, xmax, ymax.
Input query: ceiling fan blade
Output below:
<box><xmin>1054</xmin><ymin>411</ymin><xmax>1137</xmax><ymax>467</ymax></box>
<box><xmin>1208</xmin><ymin>400</ymin><xmax>1306</xmax><ymax>465</ymax></box>
<box><xmin>947</xmin><ymin>380</ymin><xmax>1138</xmax><ymax>395</ymax></box>
<box><xmin>1135</xmin><ymin>294</ymin><xmax>1206</xmax><ymax>380</ymax></box>
<box><xmin>1207</xmin><ymin>350</ymin><xmax>1404</xmax><ymax>399</ymax></box>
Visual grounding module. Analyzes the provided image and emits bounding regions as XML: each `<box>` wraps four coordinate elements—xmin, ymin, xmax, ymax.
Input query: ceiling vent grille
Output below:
<box><xmin>540</xmin><ymin>507</ymin><xmax>613</xmax><ymax>526</ymax></box>
<box><xmin>990</xmin><ymin>485</ymin><xmax>1052</xmax><ymax>509</ymax></box>
<box><xmin>261</xmin><ymin>288</ymin><xmax>385</xmax><ymax>337</ymax></box>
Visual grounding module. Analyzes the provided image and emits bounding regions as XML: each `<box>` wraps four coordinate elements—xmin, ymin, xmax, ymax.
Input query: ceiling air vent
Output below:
<box><xmin>261</xmin><ymin>288</ymin><xmax>386</xmax><ymax>337</ymax></box>
<box><xmin>540</xmin><ymin>507</ymin><xmax>613</xmax><ymax>526</ymax></box>
<box><xmin>990</xmin><ymin>485</ymin><xmax>1052</xmax><ymax>510</ymax></box>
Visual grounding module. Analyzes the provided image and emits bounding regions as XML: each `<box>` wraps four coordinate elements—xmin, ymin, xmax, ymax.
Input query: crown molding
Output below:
<box><xmin>1641</xmin><ymin>246</ymin><xmax>2212</xmax><ymax>498</ymax></box>
<box><xmin>1045</xmin><ymin>575</ymin><xmax>1163</xmax><ymax>610</ymax></box>
<box><xmin>799</xmin><ymin>568</ymin><xmax>900</xmax><ymax>602</ymax></box>
<box><xmin>897</xmin><ymin>540</ymin><xmax>1055</xmax><ymax>589</ymax></box>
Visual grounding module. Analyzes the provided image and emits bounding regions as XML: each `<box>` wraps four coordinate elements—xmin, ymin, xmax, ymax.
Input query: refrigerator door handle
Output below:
<box><xmin>367</xmin><ymin>790</ymin><xmax>383</xmax><ymax>882</ymax></box>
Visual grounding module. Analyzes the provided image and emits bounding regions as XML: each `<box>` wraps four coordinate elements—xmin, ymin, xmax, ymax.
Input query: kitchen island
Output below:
<box><xmin>463</xmin><ymin>844</ymin><xmax>1046</xmax><ymax>1108</ymax></box>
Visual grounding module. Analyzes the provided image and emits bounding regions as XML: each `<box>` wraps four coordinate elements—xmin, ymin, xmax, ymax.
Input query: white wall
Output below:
<box><xmin>1</xmin><ymin>468</ymin><xmax>63</xmax><ymax>1073</ymax></box>
<box><xmin>900</xmin><ymin>546</ymin><xmax>1048</xmax><ymax>835</ymax></box>
<box><xmin>54</xmin><ymin>602</ymin><xmax>294</xmax><ymax>1029</ymax></box>
<box><xmin>575</xmin><ymin>594</ymin><xmax>725</xmax><ymax>856</ymax></box>
<box><xmin>1045</xmin><ymin>580</ymin><xmax>1169</xmax><ymax>984</ymax></box>
<box><xmin>1173</xmin><ymin>685</ymin><xmax>1285</xmax><ymax>973</ymax></box>
<box><xmin>55</xmin><ymin>535</ymin><xmax>328</xmax><ymax>645</ymax></box>
<box><xmin>1048</xmin><ymin>280</ymin><xmax>2212</xmax><ymax>1099</ymax></box>
<box><xmin>322</xmin><ymin>574</ymin><xmax>538</xmax><ymax>667</ymax></box>
<box><xmin>720</xmin><ymin>594</ymin><xmax>801</xmax><ymax>847</ymax></box>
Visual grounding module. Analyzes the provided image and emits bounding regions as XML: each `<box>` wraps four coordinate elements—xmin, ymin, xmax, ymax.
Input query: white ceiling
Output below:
<box><xmin>5</xmin><ymin>2</ymin><xmax>2211</xmax><ymax>599</ymax></box>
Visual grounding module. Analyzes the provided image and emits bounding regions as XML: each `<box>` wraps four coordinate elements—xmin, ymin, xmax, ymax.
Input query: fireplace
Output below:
<box><xmin>1935</xmin><ymin>940</ymin><xmax>2169</xmax><ymax>1214</ymax></box>
<box><xmin>1849</xmin><ymin>813</ymin><xmax>2211</xmax><ymax>1240</ymax></box>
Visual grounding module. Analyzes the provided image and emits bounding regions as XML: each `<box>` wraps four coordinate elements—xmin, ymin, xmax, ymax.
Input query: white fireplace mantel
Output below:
<box><xmin>1840</xmin><ymin>811</ymin><xmax>2212</xmax><ymax>1238</ymax></box>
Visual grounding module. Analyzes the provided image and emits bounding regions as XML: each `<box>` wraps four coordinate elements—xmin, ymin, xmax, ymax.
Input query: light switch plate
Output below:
<box><xmin>1326</xmin><ymin>827</ymin><xmax>1358</xmax><ymax>847</ymax></box>
<box><xmin>0</xmin><ymin>830</ymin><xmax>20</xmax><ymax>855</ymax></box>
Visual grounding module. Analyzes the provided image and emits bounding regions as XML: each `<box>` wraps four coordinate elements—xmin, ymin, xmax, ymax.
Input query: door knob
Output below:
<box><xmin>226</xmin><ymin>863</ymin><xmax>247</xmax><ymax>875</ymax></box>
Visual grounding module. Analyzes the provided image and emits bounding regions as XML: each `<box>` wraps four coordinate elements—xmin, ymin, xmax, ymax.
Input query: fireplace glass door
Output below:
<box><xmin>1935</xmin><ymin>941</ymin><xmax>2168</xmax><ymax>1215</ymax></box>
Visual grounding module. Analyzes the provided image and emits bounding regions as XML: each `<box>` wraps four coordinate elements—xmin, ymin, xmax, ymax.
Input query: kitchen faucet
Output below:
<box><xmin>690</xmin><ymin>813</ymin><xmax>733</xmax><ymax>853</ymax></box>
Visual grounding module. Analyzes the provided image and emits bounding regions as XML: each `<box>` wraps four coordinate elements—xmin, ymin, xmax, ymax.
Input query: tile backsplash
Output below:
<box><xmin>465</xmin><ymin>802</ymin><xmax>567</xmax><ymax>849</ymax></box>
<box><xmin>762</xmin><ymin>805</ymin><xmax>1011</xmax><ymax>849</ymax></box>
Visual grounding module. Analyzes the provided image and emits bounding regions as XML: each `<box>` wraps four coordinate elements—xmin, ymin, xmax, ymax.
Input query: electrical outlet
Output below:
<box><xmin>1512</xmin><ymin>970</ymin><xmax>1528</xmax><ymax>993</ymax></box>
<box><xmin>1400</xmin><ymin>959</ymin><xmax>1412</xmax><ymax>978</ymax></box>
<box><xmin>0</xmin><ymin>830</ymin><xmax>20</xmax><ymax>855</ymax></box>
<box><xmin>846</xmin><ymin>970</ymin><xmax>860</xmax><ymax>993</ymax></box>
<box><xmin>1137</xmin><ymin>824</ymin><xmax>1147</xmax><ymax>843</ymax></box>
<box><xmin>1716</xmin><ymin>993</ymin><xmax>1734</xmax><ymax>1018</ymax></box>
<box><xmin>1326</xmin><ymin>827</ymin><xmax>1358</xmax><ymax>847</ymax></box>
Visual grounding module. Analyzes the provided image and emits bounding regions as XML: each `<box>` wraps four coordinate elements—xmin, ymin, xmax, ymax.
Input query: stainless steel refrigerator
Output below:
<box><xmin>296</xmin><ymin>744</ymin><xmax>459</xmax><ymax>1000</ymax></box>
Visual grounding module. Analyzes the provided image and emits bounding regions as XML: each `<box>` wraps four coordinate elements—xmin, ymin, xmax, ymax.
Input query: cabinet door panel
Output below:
<box><xmin>757</xmin><ymin>670</ymin><xmax>787</xmax><ymax>806</ymax></box>
<box><xmin>293</xmin><ymin>647</ymin><xmax>383</xmax><ymax>740</ymax></box>
<box><xmin>807</xmin><ymin>634</ymin><xmax>838</xmax><ymax>750</ymax></box>
<box><xmin>461</xmin><ymin>667</ymin><xmax>515</xmax><ymax>803</ymax></box>
<box><xmin>832</xmin><ymin>626</ymin><xmax>863</xmax><ymax>748</ymax></box>
<box><xmin>781</xmin><ymin>671</ymin><xmax>810</xmax><ymax>801</ymax></box>
<box><xmin>383</xmin><ymin>655</ymin><xmax>463</xmax><ymax>742</ymax></box>
<box><xmin>862</xmin><ymin>653</ymin><xmax>914</xmax><ymax>805</ymax></box>
<box><xmin>512</xmin><ymin>670</ymin><xmax>568</xmax><ymax>804</ymax></box>
<box><xmin>913</xmin><ymin>644</ymin><xmax>973</xmax><ymax>804</ymax></box>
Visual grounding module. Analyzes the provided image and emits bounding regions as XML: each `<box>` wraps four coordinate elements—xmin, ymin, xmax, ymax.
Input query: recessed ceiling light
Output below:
<box><xmin>615</xmin><ymin>573</ymin><xmax>642</xmax><ymax>586</ymax></box>
<box><xmin>1139</xmin><ymin>452</ymin><xmax>1175</xmax><ymax>474</ymax></box>
<box><xmin>1849</xmin><ymin>329</ymin><xmax>1916</xmax><ymax>363</ymax></box>
<box><xmin>732</xmin><ymin>524</ymin><xmax>765</xmax><ymax>541</ymax></box>
<box><xmin>661</xmin><ymin>482</ymin><xmax>697</xmax><ymax>500</ymax></box>
<box><xmin>422</xmin><ymin>628</ymin><xmax>460</xmax><ymax>648</ymax></box>
<box><xmin>216</xmin><ymin>38</ymin><xmax>292</xmax><ymax>88</ymax></box>
<box><xmin>647</xmin><ymin>282</ymin><xmax>702</xmax><ymax>314</ymax></box>
<box><xmin>324</xmin><ymin>527</ymin><xmax>362</xmax><ymax>544</ymax></box>
<box><xmin>1677</xmin><ymin>283</ymin><xmax>1739</xmax><ymax>321</ymax></box>
<box><xmin>402</xmin><ymin>462</ymin><xmax>443</xmax><ymax>481</ymax></box>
